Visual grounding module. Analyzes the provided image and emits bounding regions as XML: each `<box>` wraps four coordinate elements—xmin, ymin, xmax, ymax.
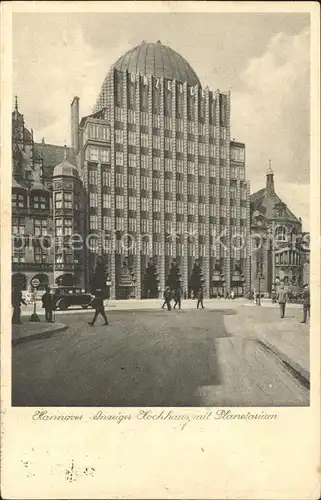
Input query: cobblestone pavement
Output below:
<box><xmin>12</xmin><ymin>305</ymin><xmax>309</xmax><ymax>407</ymax></box>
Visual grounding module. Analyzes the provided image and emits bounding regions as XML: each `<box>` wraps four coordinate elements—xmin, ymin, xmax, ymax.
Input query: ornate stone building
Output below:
<box><xmin>11</xmin><ymin>98</ymin><xmax>74</xmax><ymax>293</ymax></box>
<box><xmin>66</xmin><ymin>41</ymin><xmax>251</xmax><ymax>299</ymax></box>
<box><xmin>250</xmin><ymin>163</ymin><xmax>308</xmax><ymax>295</ymax></box>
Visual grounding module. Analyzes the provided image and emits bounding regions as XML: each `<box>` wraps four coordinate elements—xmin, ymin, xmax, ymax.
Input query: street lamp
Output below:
<box><xmin>256</xmin><ymin>273</ymin><xmax>264</xmax><ymax>306</ymax></box>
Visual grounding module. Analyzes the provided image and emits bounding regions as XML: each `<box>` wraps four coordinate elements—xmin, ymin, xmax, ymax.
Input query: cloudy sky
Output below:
<box><xmin>13</xmin><ymin>12</ymin><xmax>310</xmax><ymax>229</ymax></box>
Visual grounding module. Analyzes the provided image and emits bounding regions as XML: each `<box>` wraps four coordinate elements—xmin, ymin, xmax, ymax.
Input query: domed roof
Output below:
<box><xmin>112</xmin><ymin>41</ymin><xmax>200</xmax><ymax>86</ymax></box>
<box><xmin>53</xmin><ymin>159</ymin><xmax>79</xmax><ymax>178</ymax></box>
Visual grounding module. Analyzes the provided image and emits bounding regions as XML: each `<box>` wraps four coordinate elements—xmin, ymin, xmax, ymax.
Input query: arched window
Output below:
<box><xmin>12</xmin><ymin>191</ymin><xmax>26</xmax><ymax>208</ymax></box>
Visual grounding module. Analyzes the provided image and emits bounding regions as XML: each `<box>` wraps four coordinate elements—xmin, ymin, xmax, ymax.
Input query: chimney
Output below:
<box><xmin>71</xmin><ymin>96</ymin><xmax>80</xmax><ymax>154</ymax></box>
<box><xmin>266</xmin><ymin>159</ymin><xmax>275</xmax><ymax>197</ymax></box>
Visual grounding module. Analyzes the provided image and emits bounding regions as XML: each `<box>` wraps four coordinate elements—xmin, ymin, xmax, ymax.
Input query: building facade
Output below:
<box><xmin>65</xmin><ymin>41</ymin><xmax>251</xmax><ymax>299</ymax></box>
<box><xmin>11</xmin><ymin>98</ymin><xmax>74</xmax><ymax>293</ymax></box>
<box><xmin>250</xmin><ymin>165</ymin><xmax>309</xmax><ymax>296</ymax></box>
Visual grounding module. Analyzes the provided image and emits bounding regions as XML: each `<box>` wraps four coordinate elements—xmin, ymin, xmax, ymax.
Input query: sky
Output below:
<box><xmin>13</xmin><ymin>12</ymin><xmax>310</xmax><ymax>230</ymax></box>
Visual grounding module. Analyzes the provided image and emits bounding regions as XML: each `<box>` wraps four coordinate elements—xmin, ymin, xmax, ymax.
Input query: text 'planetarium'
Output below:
<box><xmin>63</xmin><ymin>41</ymin><xmax>250</xmax><ymax>299</ymax></box>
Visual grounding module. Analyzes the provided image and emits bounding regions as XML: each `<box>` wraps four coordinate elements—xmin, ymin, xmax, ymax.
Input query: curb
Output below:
<box><xmin>256</xmin><ymin>338</ymin><xmax>310</xmax><ymax>389</ymax></box>
<box><xmin>12</xmin><ymin>324</ymin><xmax>68</xmax><ymax>346</ymax></box>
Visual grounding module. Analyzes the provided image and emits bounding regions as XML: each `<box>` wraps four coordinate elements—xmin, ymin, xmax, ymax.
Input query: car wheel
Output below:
<box><xmin>59</xmin><ymin>301</ymin><xmax>68</xmax><ymax>311</ymax></box>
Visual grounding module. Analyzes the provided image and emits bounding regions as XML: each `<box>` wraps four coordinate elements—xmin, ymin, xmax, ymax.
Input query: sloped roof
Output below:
<box><xmin>34</xmin><ymin>143</ymin><xmax>76</xmax><ymax>179</ymax></box>
<box><xmin>12</xmin><ymin>178</ymin><xmax>27</xmax><ymax>190</ymax></box>
<box><xmin>250</xmin><ymin>187</ymin><xmax>300</xmax><ymax>223</ymax></box>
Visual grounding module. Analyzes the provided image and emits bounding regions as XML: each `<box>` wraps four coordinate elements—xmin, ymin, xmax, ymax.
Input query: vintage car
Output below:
<box><xmin>51</xmin><ymin>287</ymin><xmax>94</xmax><ymax>310</ymax></box>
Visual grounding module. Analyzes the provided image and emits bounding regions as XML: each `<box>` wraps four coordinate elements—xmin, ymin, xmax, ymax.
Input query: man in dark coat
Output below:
<box><xmin>12</xmin><ymin>286</ymin><xmax>27</xmax><ymax>324</ymax></box>
<box><xmin>197</xmin><ymin>287</ymin><xmax>204</xmax><ymax>309</ymax></box>
<box><xmin>42</xmin><ymin>286</ymin><xmax>53</xmax><ymax>322</ymax></box>
<box><xmin>277</xmin><ymin>285</ymin><xmax>288</xmax><ymax>318</ymax></box>
<box><xmin>173</xmin><ymin>288</ymin><xmax>182</xmax><ymax>309</ymax></box>
<box><xmin>301</xmin><ymin>284</ymin><xmax>310</xmax><ymax>323</ymax></box>
<box><xmin>88</xmin><ymin>288</ymin><xmax>109</xmax><ymax>326</ymax></box>
<box><xmin>163</xmin><ymin>287</ymin><xmax>172</xmax><ymax>311</ymax></box>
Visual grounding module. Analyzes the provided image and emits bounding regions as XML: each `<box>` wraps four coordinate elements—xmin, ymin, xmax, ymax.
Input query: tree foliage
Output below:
<box><xmin>189</xmin><ymin>262</ymin><xmax>203</xmax><ymax>295</ymax></box>
<box><xmin>166</xmin><ymin>261</ymin><xmax>181</xmax><ymax>291</ymax></box>
<box><xmin>143</xmin><ymin>261</ymin><xmax>159</xmax><ymax>298</ymax></box>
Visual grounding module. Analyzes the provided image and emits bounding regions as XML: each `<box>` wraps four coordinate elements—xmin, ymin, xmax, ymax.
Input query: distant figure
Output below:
<box><xmin>183</xmin><ymin>290</ymin><xmax>187</xmax><ymax>300</ymax></box>
<box><xmin>224</xmin><ymin>291</ymin><xmax>228</xmax><ymax>300</ymax></box>
<box><xmin>161</xmin><ymin>289</ymin><xmax>167</xmax><ymax>309</ymax></box>
<box><xmin>301</xmin><ymin>284</ymin><xmax>310</xmax><ymax>323</ymax></box>
<box><xmin>88</xmin><ymin>289</ymin><xmax>109</xmax><ymax>326</ymax></box>
<box><xmin>271</xmin><ymin>290</ymin><xmax>277</xmax><ymax>304</ymax></box>
<box><xmin>163</xmin><ymin>287</ymin><xmax>172</xmax><ymax>311</ymax></box>
<box><xmin>277</xmin><ymin>285</ymin><xmax>288</xmax><ymax>318</ymax></box>
<box><xmin>230</xmin><ymin>290</ymin><xmax>235</xmax><ymax>300</ymax></box>
<box><xmin>42</xmin><ymin>286</ymin><xmax>53</xmax><ymax>322</ymax></box>
<box><xmin>197</xmin><ymin>288</ymin><xmax>204</xmax><ymax>309</ymax></box>
<box><xmin>12</xmin><ymin>286</ymin><xmax>27</xmax><ymax>324</ymax></box>
<box><xmin>173</xmin><ymin>288</ymin><xmax>182</xmax><ymax>310</ymax></box>
<box><xmin>217</xmin><ymin>291</ymin><xmax>221</xmax><ymax>299</ymax></box>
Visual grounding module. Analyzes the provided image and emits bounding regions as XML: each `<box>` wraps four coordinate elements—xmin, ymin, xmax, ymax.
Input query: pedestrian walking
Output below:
<box><xmin>163</xmin><ymin>287</ymin><xmax>172</xmax><ymax>311</ymax></box>
<box><xmin>173</xmin><ymin>288</ymin><xmax>182</xmax><ymax>309</ymax></box>
<box><xmin>161</xmin><ymin>289</ymin><xmax>167</xmax><ymax>309</ymax></box>
<box><xmin>230</xmin><ymin>290</ymin><xmax>235</xmax><ymax>300</ymax></box>
<box><xmin>301</xmin><ymin>284</ymin><xmax>310</xmax><ymax>323</ymax></box>
<box><xmin>88</xmin><ymin>289</ymin><xmax>109</xmax><ymax>326</ymax></box>
<box><xmin>277</xmin><ymin>285</ymin><xmax>288</xmax><ymax>318</ymax></box>
<box><xmin>42</xmin><ymin>286</ymin><xmax>54</xmax><ymax>322</ymax></box>
<box><xmin>197</xmin><ymin>287</ymin><xmax>204</xmax><ymax>309</ymax></box>
<box><xmin>12</xmin><ymin>286</ymin><xmax>27</xmax><ymax>324</ymax></box>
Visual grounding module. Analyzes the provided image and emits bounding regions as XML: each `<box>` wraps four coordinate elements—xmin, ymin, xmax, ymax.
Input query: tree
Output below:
<box><xmin>189</xmin><ymin>261</ymin><xmax>204</xmax><ymax>296</ymax></box>
<box><xmin>166</xmin><ymin>260</ymin><xmax>181</xmax><ymax>291</ymax></box>
<box><xmin>143</xmin><ymin>261</ymin><xmax>159</xmax><ymax>298</ymax></box>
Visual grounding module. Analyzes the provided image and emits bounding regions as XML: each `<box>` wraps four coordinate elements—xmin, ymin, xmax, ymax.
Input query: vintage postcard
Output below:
<box><xmin>1</xmin><ymin>1</ymin><xmax>320</xmax><ymax>498</ymax></box>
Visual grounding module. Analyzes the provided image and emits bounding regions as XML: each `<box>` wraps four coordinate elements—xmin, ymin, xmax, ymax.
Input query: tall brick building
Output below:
<box><xmin>65</xmin><ymin>41</ymin><xmax>251</xmax><ymax>299</ymax></box>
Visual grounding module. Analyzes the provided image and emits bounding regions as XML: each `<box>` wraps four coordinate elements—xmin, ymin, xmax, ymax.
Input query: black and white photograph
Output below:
<box><xmin>9</xmin><ymin>8</ymin><xmax>313</xmax><ymax>408</ymax></box>
<box><xmin>1</xmin><ymin>2</ymin><xmax>320</xmax><ymax>499</ymax></box>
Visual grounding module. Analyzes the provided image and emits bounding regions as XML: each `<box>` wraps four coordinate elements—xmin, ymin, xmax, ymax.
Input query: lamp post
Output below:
<box><xmin>256</xmin><ymin>273</ymin><xmax>264</xmax><ymax>306</ymax></box>
<box><xmin>29</xmin><ymin>278</ymin><xmax>40</xmax><ymax>322</ymax></box>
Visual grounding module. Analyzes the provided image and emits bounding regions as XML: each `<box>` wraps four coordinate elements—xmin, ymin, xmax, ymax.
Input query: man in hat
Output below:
<box><xmin>173</xmin><ymin>288</ymin><xmax>182</xmax><ymax>310</ymax></box>
<box><xmin>12</xmin><ymin>285</ymin><xmax>27</xmax><ymax>324</ymax></box>
<box><xmin>88</xmin><ymin>288</ymin><xmax>109</xmax><ymax>326</ymax></box>
<box><xmin>163</xmin><ymin>286</ymin><xmax>172</xmax><ymax>311</ymax></box>
<box><xmin>301</xmin><ymin>283</ymin><xmax>310</xmax><ymax>324</ymax></box>
<box><xmin>42</xmin><ymin>286</ymin><xmax>54</xmax><ymax>322</ymax></box>
<box><xmin>277</xmin><ymin>284</ymin><xmax>288</xmax><ymax>318</ymax></box>
<box><xmin>197</xmin><ymin>287</ymin><xmax>204</xmax><ymax>309</ymax></box>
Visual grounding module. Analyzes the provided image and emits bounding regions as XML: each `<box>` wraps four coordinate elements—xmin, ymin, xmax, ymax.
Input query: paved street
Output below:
<box><xmin>12</xmin><ymin>300</ymin><xmax>309</xmax><ymax>407</ymax></box>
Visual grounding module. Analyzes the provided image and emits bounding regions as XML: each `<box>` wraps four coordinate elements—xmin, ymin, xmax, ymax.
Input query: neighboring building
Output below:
<box><xmin>11</xmin><ymin>97</ymin><xmax>74</xmax><ymax>293</ymax></box>
<box><xmin>64</xmin><ymin>40</ymin><xmax>251</xmax><ymax>299</ymax></box>
<box><xmin>52</xmin><ymin>153</ymin><xmax>86</xmax><ymax>288</ymax></box>
<box><xmin>250</xmin><ymin>164</ymin><xmax>308</xmax><ymax>296</ymax></box>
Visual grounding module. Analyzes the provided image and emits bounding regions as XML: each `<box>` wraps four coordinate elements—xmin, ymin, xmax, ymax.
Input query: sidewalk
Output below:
<box><xmin>224</xmin><ymin>306</ymin><xmax>310</xmax><ymax>383</ymax></box>
<box><xmin>12</xmin><ymin>321</ymin><xmax>68</xmax><ymax>346</ymax></box>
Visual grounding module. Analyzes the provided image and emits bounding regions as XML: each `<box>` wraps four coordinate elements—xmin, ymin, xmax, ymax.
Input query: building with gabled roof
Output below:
<box><xmin>250</xmin><ymin>163</ymin><xmax>307</xmax><ymax>296</ymax></box>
